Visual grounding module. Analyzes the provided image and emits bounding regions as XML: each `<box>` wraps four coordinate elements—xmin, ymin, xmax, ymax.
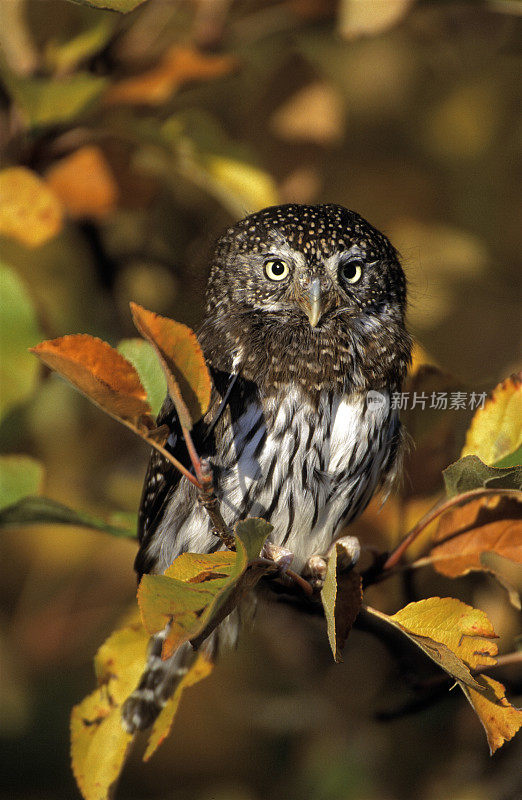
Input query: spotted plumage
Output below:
<box><xmin>122</xmin><ymin>203</ymin><xmax>412</xmax><ymax>732</ymax></box>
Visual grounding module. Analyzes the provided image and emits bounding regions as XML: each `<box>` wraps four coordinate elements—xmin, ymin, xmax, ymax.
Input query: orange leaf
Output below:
<box><xmin>431</xmin><ymin>494</ymin><xmax>522</xmax><ymax>578</ymax></box>
<box><xmin>31</xmin><ymin>334</ymin><xmax>152</xmax><ymax>427</ymax></box>
<box><xmin>45</xmin><ymin>146</ymin><xmax>118</xmax><ymax>219</ymax></box>
<box><xmin>143</xmin><ymin>653</ymin><xmax>213</xmax><ymax>761</ymax></box>
<box><xmin>462</xmin><ymin>674</ymin><xmax>522</xmax><ymax>754</ymax></box>
<box><xmin>0</xmin><ymin>167</ymin><xmax>63</xmax><ymax>247</ymax></box>
<box><xmin>130</xmin><ymin>303</ymin><xmax>211</xmax><ymax>430</ymax></box>
<box><xmin>105</xmin><ymin>45</ymin><xmax>237</xmax><ymax>105</ymax></box>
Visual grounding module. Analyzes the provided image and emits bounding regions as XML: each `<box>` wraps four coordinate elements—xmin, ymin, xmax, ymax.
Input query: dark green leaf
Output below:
<box><xmin>0</xmin><ymin>496</ymin><xmax>136</xmax><ymax>538</ymax></box>
<box><xmin>443</xmin><ymin>455</ymin><xmax>522</xmax><ymax>497</ymax></box>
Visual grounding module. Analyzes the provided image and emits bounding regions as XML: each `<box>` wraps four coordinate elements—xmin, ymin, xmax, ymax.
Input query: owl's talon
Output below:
<box><xmin>261</xmin><ymin>542</ymin><xmax>294</xmax><ymax>572</ymax></box>
<box><xmin>302</xmin><ymin>554</ymin><xmax>328</xmax><ymax>590</ymax></box>
<box><xmin>327</xmin><ymin>535</ymin><xmax>361</xmax><ymax>571</ymax></box>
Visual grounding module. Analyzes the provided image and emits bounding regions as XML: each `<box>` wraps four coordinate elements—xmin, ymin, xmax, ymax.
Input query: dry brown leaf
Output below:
<box><xmin>462</xmin><ymin>674</ymin><xmax>522</xmax><ymax>755</ymax></box>
<box><xmin>31</xmin><ymin>335</ymin><xmax>152</xmax><ymax>427</ymax></box>
<box><xmin>0</xmin><ymin>167</ymin><xmax>63</xmax><ymax>247</ymax></box>
<box><xmin>105</xmin><ymin>45</ymin><xmax>237</xmax><ymax>105</ymax></box>
<box><xmin>45</xmin><ymin>146</ymin><xmax>118</xmax><ymax>219</ymax></box>
<box><xmin>130</xmin><ymin>303</ymin><xmax>211</xmax><ymax>430</ymax></box>
<box><xmin>431</xmin><ymin>494</ymin><xmax>522</xmax><ymax>578</ymax></box>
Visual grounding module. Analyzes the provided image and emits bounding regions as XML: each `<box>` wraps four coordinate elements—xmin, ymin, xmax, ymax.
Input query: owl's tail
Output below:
<box><xmin>121</xmin><ymin>611</ymin><xmax>240</xmax><ymax>733</ymax></box>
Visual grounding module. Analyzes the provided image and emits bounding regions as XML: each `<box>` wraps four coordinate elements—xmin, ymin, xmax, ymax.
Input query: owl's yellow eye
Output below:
<box><xmin>341</xmin><ymin>260</ymin><xmax>363</xmax><ymax>284</ymax></box>
<box><xmin>264</xmin><ymin>258</ymin><xmax>290</xmax><ymax>281</ymax></box>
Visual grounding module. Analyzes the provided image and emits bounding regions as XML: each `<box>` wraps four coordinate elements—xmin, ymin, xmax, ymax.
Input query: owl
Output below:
<box><xmin>122</xmin><ymin>203</ymin><xmax>412</xmax><ymax>732</ymax></box>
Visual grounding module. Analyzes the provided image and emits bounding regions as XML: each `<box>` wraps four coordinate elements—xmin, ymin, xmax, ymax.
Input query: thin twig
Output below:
<box><xmin>381</xmin><ymin>487</ymin><xmax>522</xmax><ymax>572</ymax></box>
<box><xmin>197</xmin><ymin>458</ymin><xmax>235</xmax><ymax>550</ymax></box>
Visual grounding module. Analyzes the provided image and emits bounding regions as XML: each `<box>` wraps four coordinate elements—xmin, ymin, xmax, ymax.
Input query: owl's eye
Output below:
<box><xmin>340</xmin><ymin>259</ymin><xmax>364</xmax><ymax>284</ymax></box>
<box><xmin>264</xmin><ymin>258</ymin><xmax>290</xmax><ymax>282</ymax></box>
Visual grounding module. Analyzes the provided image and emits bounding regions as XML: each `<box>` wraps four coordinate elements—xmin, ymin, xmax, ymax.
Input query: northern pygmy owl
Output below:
<box><xmin>122</xmin><ymin>203</ymin><xmax>412</xmax><ymax>732</ymax></box>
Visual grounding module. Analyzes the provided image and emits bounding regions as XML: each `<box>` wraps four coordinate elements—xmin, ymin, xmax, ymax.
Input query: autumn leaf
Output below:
<box><xmin>462</xmin><ymin>675</ymin><xmax>522</xmax><ymax>754</ymax></box>
<box><xmin>71</xmin><ymin>0</ymin><xmax>148</xmax><ymax>11</ymax></box>
<box><xmin>462</xmin><ymin>372</ymin><xmax>522</xmax><ymax>467</ymax></box>
<box><xmin>321</xmin><ymin>544</ymin><xmax>362</xmax><ymax>663</ymax></box>
<box><xmin>0</xmin><ymin>167</ymin><xmax>63</xmax><ymax>247</ymax></box>
<box><xmin>366</xmin><ymin>598</ymin><xmax>497</xmax><ymax>691</ymax></box>
<box><xmin>130</xmin><ymin>302</ymin><xmax>211</xmax><ymax>430</ymax></box>
<box><xmin>138</xmin><ymin>518</ymin><xmax>273</xmax><ymax>659</ymax></box>
<box><xmin>142</xmin><ymin>653</ymin><xmax>213</xmax><ymax>761</ymax></box>
<box><xmin>430</xmin><ymin>493</ymin><xmax>522</xmax><ymax>579</ymax></box>
<box><xmin>31</xmin><ymin>334</ymin><xmax>152</xmax><ymax>428</ymax></box>
<box><xmin>71</xmin><ymin>618</ymin><xmax>149</xmax><ymax>800</ymax></box>
<box><xmin>45</xmin><ymin>146</ymin><xmax>118</xmax><ymax>219</ymax></box>
<box><xmin>105</xmin><ymin>45</ymin><xmax>237</xmax><ymax>105</ymax></box>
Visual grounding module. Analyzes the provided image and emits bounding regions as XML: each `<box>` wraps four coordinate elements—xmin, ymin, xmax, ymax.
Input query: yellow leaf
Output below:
<box><xmin>0</xmin><ymin>167</ymin><xmax>63</xmax><ymax>247</ymax></box>
<box><xmin>105</xmin><ymin>45</ymin><xmax>237</xmax><ymax>105</ymax></box>
<box><xmin>71</xmin><ymin>619</ymin><xmax>149</xmax><ymax>800</ymax></box>
<box><xmin>462</xmin><ymin>674</ymin><xmax>522</xmax><ymax>755</ymax></box>
<box><xmin>45</xmin><ymin>146</ymin><xmax>118</xmax><ymax>219</ymax></box>
<box><xmin>31</xmin><ymin>334</ymin><xmax>152</xmax><ymax>428</ymax></box>
<box><xmin>143</xmin><ymin>653</ymin><xmax>213</xmax><ymax>761</ymax></box>
<box><xmin>130</xmin><ymin>303</ymin><xmax>211</xmax><ymax>430</ymax></box>
<box><xmin>462</xmin><ymin>373</ymin><xmax>522</xmax><ymax>466</ymax></box>
<box><xmin>389</xmin><ymin>597</ymin><xmax>498</xmax><ymax>671</ymax></box>
<box><xmin>321</xmin><ymin>544</ymin><xmax>362</xmax><ymax>663</ymax></box>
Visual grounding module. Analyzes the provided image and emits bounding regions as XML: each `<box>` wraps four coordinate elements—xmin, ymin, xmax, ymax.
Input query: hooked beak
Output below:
<box><xmin>298</xmin><ymin>277</ymin><xmax>322</xmax><ymax>328</ymax></box>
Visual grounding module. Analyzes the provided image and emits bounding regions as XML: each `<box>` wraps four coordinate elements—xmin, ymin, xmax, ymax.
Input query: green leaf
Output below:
<box><xmin>494</xmin><ymin>443</ymin><xmax>522</xmax><ymax>469</ymax></box>
<box><xmin>117</xmin><ymin>338</ymin><xmax>167</xmax><ymax>418</ymax></box>
<box><xmin>66</xmin><ymin>0</ymin><xmax>148</xmax><ymax>12</ymax></box>
<box><xmin>0</xmin><ymin>495</ymin><xmax>136</xmax><ymax>538</ymax></box>
<box><xmin>0</xmin><ymin>455</ymin><xmax>44</xmax><ymax>510</ymax></box>
<box><xmin>443</xmin><ymin>455</ymin><xmax>522</xmax><ymax>497</ymax></box>
<box><xmin>0</xmin><ymin>264</ymin><xmax>42</xmax><ymax>420</ymax></box>
<box><xmin>4</xmin><ymin>72</ymin><xmax>107</xmax><ymax>128</ymax></box>
<box><xmin>321</xmin><ymin>545</ymin><xmax>362</xmax><ymax>663</ymax></box>
<box><xmin>139</xmin><ymin>518</ymin><xmax>273</xmax><ymax>658</ymax></box>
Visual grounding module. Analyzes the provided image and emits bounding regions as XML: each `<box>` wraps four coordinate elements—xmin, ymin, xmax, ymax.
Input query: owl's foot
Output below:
<box><xmin>302</xmin><ymin>535</ymin><xmax>361</xmax><ymax>591</ymax></box>
<box><xmin>261</xmin><ymin>542</ymin><xmax>294</xmax><ymax>572</ymax></box>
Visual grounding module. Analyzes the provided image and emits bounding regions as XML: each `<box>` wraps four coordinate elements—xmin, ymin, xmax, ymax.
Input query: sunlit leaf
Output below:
<box><xmin>45</xmin><ymin>146</ymin><xmax>118</xmax><ymax>219</ymax></box>
<box><xmin>0</xmin><ymin>264</ymin><xmax>42</xmax><ymax>419</ymax></box>
<box><xmin>138</xmin><ymin>518</ymin><xmax>272</xmax><ymax>659</ymax></box>
<box><xmin>462</xmin><ymin>373</ymin><xmax>522</xmax><ymax>466</ymax></box>
<box><xmin>4</xmin><ymin>72</ymin><xmax>107</xmax><ymax>127</ymax></box>
<box><xmin>71</xmin><ymin>619</ymin><xmax>148</xmax><ymax>800</ymax></box>
<box><xmin>461</xmin><ymin>675</ymin><xmax>522</xmax><ymax>755</ymax></box>
<box><xmin>366</xmin><ymin>598</ymin><xmax>498</xmax><ymax>691</ymax></box>
<box><xmin>0</xmin><ymin>495</ymin><xmax>136</xmax><ymax>538</ymax></box>
<box><xmin>105</xmin><ymin>45</ymin><xmax>236</xmax><ymax>105</ymax></box>
<box><xmin>321</xmin><ymin>545</ymin><xmax>362</xmax><ymax>663</ymax></box>
<box><xmin>0</xmin><ymin>456</ymin><xmax>44</xmax><ymax>510</ymax></box>
<box><xmin>142</xmin><ymin>653</ymin><xmax>213</xmax><ymax>761</ymax></box>
<box><xmin>117</xmin><ymin>338</ymin><xmax>167</xmax><ymax>418</ymax></box>
<box><xmin>443</xmin><ymin>455</ymin><xmax>522</xmax><ymax>497</ymax></box>
<box><xmin>31</xmin><ymin>334</ymin><xmax>152</xmax><ymax>428</ymax></box>
<box><xmin>430</xmin><ymin>494</ymin><xmax>522</xmax><ymax>579</ymax></box>
<box><xmin>0</xmin><ymin>168</ymin><xmax>63</xmax><ymax>247</ymax></box>
<box><xmin>130</xmin><ymin>303</ymin><xmax>211</xmax><ymax>430</ymax></box>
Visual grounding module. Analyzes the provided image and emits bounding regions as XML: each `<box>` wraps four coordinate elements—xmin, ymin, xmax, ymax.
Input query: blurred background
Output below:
<box><xmin>0</xmin><ymin>1</ymin><xmax>521</xmax><ymax>798</ymax></box>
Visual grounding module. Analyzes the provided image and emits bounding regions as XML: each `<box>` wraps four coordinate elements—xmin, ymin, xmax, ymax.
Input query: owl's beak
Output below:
<box><xmin>298</xmin><ymin>277</ymin><xmax>322</xmax><ymax>327</ymax></box>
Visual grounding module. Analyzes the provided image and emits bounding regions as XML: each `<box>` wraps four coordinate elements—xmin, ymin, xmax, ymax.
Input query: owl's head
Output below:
<box><xmin>206</xmin><ymin>203</ymin><xmax>407</xmax><ymax>330</ymax></box>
